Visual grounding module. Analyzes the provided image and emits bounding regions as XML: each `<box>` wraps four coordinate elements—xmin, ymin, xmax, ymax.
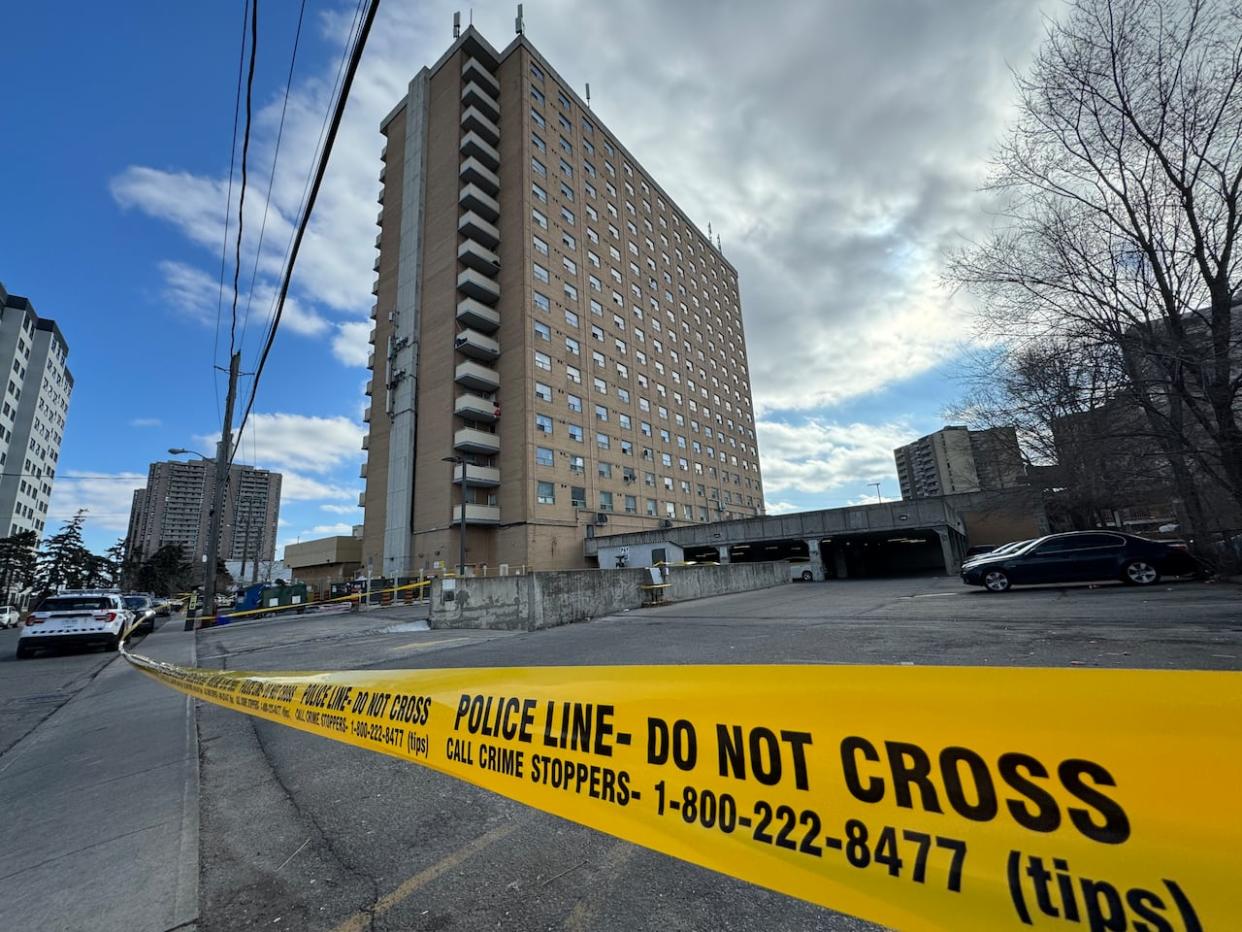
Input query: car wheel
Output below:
<box><xmin>983</xmin><ymin>570</ymin><xmax>1011</xmax><ymax>593</ymax></box>
<box><xmin>1122</xmin><ymin>560</ymin><xmax>1160</xmax><ymax>586</ymax></box>
<box><xmin>105</xmin><ymin>634</ymin><xmax>120</xmax><ymax>652</ymax></box>
<box><xmin>15</xmin><ymin>641</ymin><xmax>33</xmax><ymax>659</ymax></box>
<box><xmin>800</xmin><ymin>570</ymin><xmax>813</xmax><ymax>582</ymax></box>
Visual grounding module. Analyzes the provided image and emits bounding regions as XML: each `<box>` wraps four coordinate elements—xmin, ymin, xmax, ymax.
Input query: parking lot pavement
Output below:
<box><xmin>185</xmin><ymin>576</ymin><xmax>1240</xmax><ymax>931</ymax></box>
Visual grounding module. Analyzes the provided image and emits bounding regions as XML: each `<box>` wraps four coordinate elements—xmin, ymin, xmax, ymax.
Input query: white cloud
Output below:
<box><xmin>764</xmin><ymin>500</ymin><xmax>800</xmax><ymax>515</ymax></box>
<box><xmin>332</xmin><ymin>321</ymin><xmax>371</xmax><ymax>366</ymax></box>
<box><xmin>309</xmin><ymin>522</ymin><xmax>354</xmax><ymax>536</ymax></box>
<box><xmin>320</xmin><ymin>503</ymin><xmax>361</xmax><ymax>514</ymax></box>
<box><xmin>47</xmin><ymin>471</ymin><xmax>147</xmax><ymax>535</ymax></box>
<box><xmin>129</xmin><ymin>417</ymin><xmax>162</xmax><ymax>428</ymax></box>
<box><xmin>757</xmin><ymin>419</ymin><xmax>912</xmax><ymax>495</ymax></box>
<box><xmin>158</xmin><ymin>260</ymin><xmax>219</xmax><ymax>325</ymax></box>
<box><xmin>280</xmin><ymin>471</ymin><xmax>359</xmax><ymax>503</ymax></box>
<box><xmin>197</xmin><ymin>412</ymin><xmax>363</xmax><ymax>475</ymax></box>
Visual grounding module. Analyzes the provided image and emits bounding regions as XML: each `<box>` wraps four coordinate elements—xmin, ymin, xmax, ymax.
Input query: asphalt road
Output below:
<box><xmin>186</xmin><ymin>577</ymin><xmax>1241</xmax><ymax>931</ymax></box>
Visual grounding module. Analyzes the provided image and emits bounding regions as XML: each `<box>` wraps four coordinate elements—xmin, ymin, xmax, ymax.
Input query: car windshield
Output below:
<box><xmin>124</xmin><ymin>597</ymin><xmax>148</xmax><ymax>609</ymax></box>
<box><xmin>40</xmin><ymin>597</ymin><xmax>111</xmax><ymax>612</ymax></box>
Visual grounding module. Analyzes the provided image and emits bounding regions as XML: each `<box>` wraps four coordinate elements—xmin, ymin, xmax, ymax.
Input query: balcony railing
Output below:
<box><xmin>457</xmin><ymin>268</ymin><xmax>500</xmax><ymax>304</ymax></box>
<box><xmin>460</xmin><ymin>106</ymin><xmax>500</xmax><ymax>146</ymax></box>
<box><xmin>454</xmin><ymin>393</ymin><xmax>498</xmax><ymax>422</ymax></box>
<box><xmin>459</xmin><ymin>131</ymin><xmax>499</xmax><ymax>169</ymax></box>
<box><xmin>459</xmin><ymin>183</ymin><xmax>499</xmax><ymax>222</ymax></box>
<box><xmin>458</xmin><ymin>238</ymin><xmax>500</xmax><ymax>276</ymax></box>
<box><xmin>453</xmin><ymin>328</ymin><xmax>500</xmax><ymax>361</ymax></box>
<box><xmin>452</xmin><ymin>463</ymin><xmax>501</xmax><ymax>487</ymax></box>
<box><xmin>461</xmin><ymin>81</ymin><xmax>500</xmax><ymax>122</ymax></box>
<box><xmin>453</xmin><ymin>427</ymin><xmax>501</xmax><ymax>454</ymax></box>
<box><xmin>459</xmin><ymin>156</ymin><xmax>500</xmax><ymax>196</ymax></box>
<box><xmin>461</xmin><ymin>57</ymin><xmax>499</xmax><ymax>94</ymax></box>
<box><xmin>456</xmin><ymin>297</ymin><xmax>500</xmax><ymax>333</ymax></box>
<box><xmin>457</xmin><ymin>211</ymin><xmax>499</xmax><ymax>249</ymax></box>
<box><xmin>455</xmin><ymin>359</ymin><xmax>500</xmax><ymax>391</ymax></box>
<box><xmin>449</xmin><ymin>503</ymin><xmax>501</xmax><ymax>525</ymax></box>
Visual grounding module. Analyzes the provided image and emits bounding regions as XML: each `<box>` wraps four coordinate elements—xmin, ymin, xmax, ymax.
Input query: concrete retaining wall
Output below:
<box><xmin>429</xmin><ymin>562</ymin><xmax>788</xmax><ymax>631</ymax></box>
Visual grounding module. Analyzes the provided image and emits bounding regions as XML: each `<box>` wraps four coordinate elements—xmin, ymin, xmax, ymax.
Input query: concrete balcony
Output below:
<box><xmin>461</xmin><ymin>106</ymin><xmax>500</xmax><ymax>146</ymax></box>
<box><xmin>461</xmin><ymin>57</ymin><xmax>499</xmax><ymax>95</ymax></box>
<box><xmin>368</xmin><ymin>326</ymin><xmax>377</xmax><ymax>344</ymax></box>
<box><xmin>461</xmin><ymin>81</ymin><xmax>500</xmax><ymax>122</ymax></box>
<box><xmin>360</xmin><ymin>461</ymin><xmax>368</xmax><ymax>479</ymax></box>
<box><xmin>367</xmin><ymin>350</ymin><xmax>375</xmax><ymax>369</ymax></box>
<box><xmin>376</xmin><ymin>209</ymin><xmax>383</xmax><ymax>226</ymax></box>
<box><xmin>460</xmin><ymin>131</ymin><xmax>499</xmax><ymax>170</ymax></box>
<box><xmin>454</xmin><ymin>393</ymin><xmax>499</xmax><ymax>423</ymax></box>
<box><xmin>373</xmin><ymin>255</ymin><xmax>380</xmax><ymax>271</ymax></box>
<box><xmin>363</xmin><ymin>405</ymin><xmax>372</xmax><ymax>422</ymax></box>
<box><xmin>377</xmin><ymin>186</ymin><xmax>384</xmax><ymax>204</ymax></box>
<box><xmin>380</xmin><ymin>143</ymin><xmax>387</xmax><ymax>162</ymax></box>
<box><xmin>453</xmin><ymin>327</ymin><xmax>500</xmax><ymax>361</ymax></box>
<box><xmin>457</xmin><ymin>211</ymin><xmax>499</xmax><ymax>249</ymax></box>
<box><xmin>453</xmin><ymin>464</ymin><xmax>501</xmax><ymax>487</ymax></box>
<box><xmin>361</xmin><ymin>434</ymin><xmax>369</xmax><ymax>450</ymax></box>
<box><xmin>458</xmin><ymin>238</ymin><xmax>500</xmax><ymax>276</ymax></box>
<box><xmin>459</xmin><ymin>183</ymin><xmax>499</xmax><ymax>222</ymax></box>
<box><xmin>370</xmin><ymin>302</ymin><xmax>378</xmax><ymax>319</ymax></box>
<box><xmin>455</xmin><ymin>359</ymin><xmax>500</xmax><ymax>392</ymax></box>
<box><xmin>379</xmin><ymin>165</ymin><xmax>386</xmax><ymax>183</ymax></box>
<box><xmin>454</xmin><ymin>427</ymin><xmax>501</xmax><ymax>455</ymax></box>
<box><xmin>457</xmin><ymin>268</ymin><xmax>500</xmax><ymax>304</ymax></box>
<box><xmin>456</xmin><ymin>297</ymin><xmax>500</xmax><ymax>333</ymax></box>
<box><xmin>364</xmin><ymin>379</ymin><xmax>373</xmax><ymax>396</ymax></box>
<box><xmin>371</xmin><ymin>275</ymin><xmax>380</xmax><ymax>295</ymax></box>
<box><xmin>459</xmin><ymin>156</ymin><xmax>499</xmax><ymax>196</ymax></box>
<box><xmin>449</xmin><ymin>503</ymin><xmax>502</xmax><ymax>525</ymax></box>
<box><xmin>358</xmin><ymin>491</ymin><xmax>366</xmax><ymax>507</ymax></box>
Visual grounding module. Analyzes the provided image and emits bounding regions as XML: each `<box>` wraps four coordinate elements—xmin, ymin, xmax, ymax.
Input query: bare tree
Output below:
<box><xmin>951</xmin><ymin>0</ymin><xmax>1242</xmax><ymax>538</ymax></box>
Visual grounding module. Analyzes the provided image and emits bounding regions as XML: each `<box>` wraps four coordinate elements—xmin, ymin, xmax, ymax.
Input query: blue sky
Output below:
<box><xmin>2</xmin><ymin>1</ymin><xmax>1046</xmax><ymax>555</ymax></box>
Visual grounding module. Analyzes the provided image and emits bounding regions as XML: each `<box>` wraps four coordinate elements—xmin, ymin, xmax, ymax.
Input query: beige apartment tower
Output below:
<box><xmin>361</xmin><ymin>27</ymin><xmax>764</xmax><ymax>577</ymax></box>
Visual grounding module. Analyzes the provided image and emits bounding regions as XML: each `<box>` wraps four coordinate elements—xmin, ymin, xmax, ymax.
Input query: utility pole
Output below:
<box><xmin>237</xmin><ymin>507</ymin><xmax>250</xmax><ymax>584</ymax></box>
<box><xmin>201</xmin><ymin>351</ymin><xmax>241</xmax><ymax>626</ymax></box>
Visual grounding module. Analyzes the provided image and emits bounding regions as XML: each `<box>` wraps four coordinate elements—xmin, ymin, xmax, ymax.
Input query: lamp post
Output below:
<box><xmin>442</xmin><ymin>455</ymin><xmax>467</xmax><ymax>576</ymax></box>
<box><xmin>869</xmin><ymin>482</ymin><xmax>883</xmax><ymax>504</ymax></box>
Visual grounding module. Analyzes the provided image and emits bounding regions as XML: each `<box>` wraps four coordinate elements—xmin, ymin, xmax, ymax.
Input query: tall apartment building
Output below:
<box><xmin>126</xmin><ymin>459</ymin><xmax>281</xmax><ymax>570</ymax></box>
<box><xmin>0</xmin><ymin>284</ymin><xmax>72</xmax><ymax>538</ymax></box>
<box><xmin>894</xmin><ymin>426</ymin><xmax>1025</xmax><ymax>500</ymax></box>
<box><xmin>361</xmin><ymin>27</ymin><xmax>765</xmax><ymax>577</ymax></box>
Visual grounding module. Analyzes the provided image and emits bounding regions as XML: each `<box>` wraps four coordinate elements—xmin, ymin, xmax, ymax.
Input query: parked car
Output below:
<box><xmin>123</xmin><ymin>595</ymin><xmax>157</xmax><ymax>635</ymax></box>
<box><xmin>154</xmin><ymin>599</ymin><xmax>172</xmax><ymax>617</ymax></box>
<box><xmin>964</xmin><ymin>544</ymin><xmax>997</xmax><ymax>560</ymax></box>
<box><xmin>17</xmin><ymin>591</ymin><xmax>135</xmax><ymax>658</ymax></box>
<box><xmin>788</xmin><ymin>559</ymin><xmax>816</xmax><ymax>582</ymax></box>
<box><xmin>961</xmin><ymin>539</ymin><xmax>1034</xmax><ymax>569</ymax></box>
<box><xmin>0</xmin><ymin>605</ymin><xmax>19</xmax><ymax>628</ymax></box>
<box><xmin>961</xmin><ymin>531</ymin><xmax>1197</xmax><ymax>592</ymax></box>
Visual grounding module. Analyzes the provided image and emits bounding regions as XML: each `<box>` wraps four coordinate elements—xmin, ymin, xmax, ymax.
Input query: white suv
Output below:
<box><xmin>0</xmin><ymin>605</ymin><xmax>18</xmax><ymax>628</ymax></box>
<box><xmin>16</xmin><ymin>591</ymin><xmax>135</xmax><ymax>659</ymax></box>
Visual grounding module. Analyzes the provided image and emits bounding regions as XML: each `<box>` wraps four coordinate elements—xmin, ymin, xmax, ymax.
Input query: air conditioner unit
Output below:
<box><xmin>595</xmin><ymin>513</ymin><xmax>609</xmax><ymax>525</ymax></box>
<box><xmin>660</xmin><ymin>519</ymin><xmax>673</xmax><ymax>528</ymax></box>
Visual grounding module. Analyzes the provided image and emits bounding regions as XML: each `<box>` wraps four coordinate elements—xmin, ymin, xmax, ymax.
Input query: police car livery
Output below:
<box><xmin>16</xmin><ymin>590</ymin><xmax>136</xmax><ymax>659</ymax></box>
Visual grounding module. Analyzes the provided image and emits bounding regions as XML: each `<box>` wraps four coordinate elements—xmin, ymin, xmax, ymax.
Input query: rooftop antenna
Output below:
<box><xmin>585</xmin><ymin>82</ymin><xmax>591</xmax><ymax>109</ymax></box>
<box><xmin>453</xmin><ymin>11</ymin><xmax>460</xmax><ymax>37</ymax></box>
<box><xmin>515</xmin><ymin>3</ymin><xmax>524</xmax><ymax>34</ymax></box>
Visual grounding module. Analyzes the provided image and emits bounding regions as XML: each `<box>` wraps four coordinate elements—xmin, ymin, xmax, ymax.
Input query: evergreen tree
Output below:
<box><xmin>0</xmin><ymin>530</ymin><xmax>38</xmax><ymax>600</ymax></box>
<box><xmin>136</xmin><ymin>544</ymin><xmax>193</xmax><ymax>597</ymax></box>
<box><xmin>38</xmin><ymin>511</ymin><xmax>93</xmax><ymax>591</ymax></box>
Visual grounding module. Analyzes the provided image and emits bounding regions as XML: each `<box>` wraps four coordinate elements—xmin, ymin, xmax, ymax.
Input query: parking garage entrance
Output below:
<box><xmin>683</xmin><ymin>530</ymin><xmax>954</xmax><ymax>579</ymax></box>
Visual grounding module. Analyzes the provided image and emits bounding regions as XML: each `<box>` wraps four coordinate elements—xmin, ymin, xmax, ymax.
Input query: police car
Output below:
<box><xmin>16</xmin><ymin>590</ymin><xmax>136</xmax><ymax>659</ymax></box>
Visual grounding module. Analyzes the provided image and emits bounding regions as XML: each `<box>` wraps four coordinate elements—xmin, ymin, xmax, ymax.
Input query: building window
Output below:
<box><xmin>596</xmin><ymin>432</ymin><xmax>610</xmax><ymax>450</ymax></box>
<box><xmin>535</xmin><ymin>446</ymin><xmax>554</xmax><ymax>467</ymax></box>
<box><xmin>566</xmin><ymin>365</ymin><xmax>582</xmax><ymax>383</ymax></box>
<box><xmin>561</xmin><ymin>206</ymin><xmax>575</xmax><ymax>225</ymax></box>
<box><xmin>533</xmin><ymin>234</ymin><xmax>549</xmax><ymax>255</ymax></box>
<box><xmin>599</xmin><ymin>491</ymin><xmax>614</xmax><ymax>512</ymax></box>
<box><xmin>531</xmin><ymin>86</ymin><xmax>545</xmax><ymax>105</ymax></box>
<box><xmin>565</xmin><ymin>336</ymin><xmax>580</xmax><ymax>356</ymax></box>
<box><xmin>569</xmin><ymin>454</ymin><xmax>585</xmax><ymax>474</ymax></box>
<box><xmin>598</xmin><ymin>462</ymin><xmax>612</xmax><ymax>479</ymax></box>
<box><xmin>531</xmin><ymin>131</ymin><xmax>546</xmax><ymax>152</ymax></box>
<box><xmin>532</xmin><ymin>156</ymin><xmax>547</xmax><ymax>176</ymax></box>
<box><xmin>532</xmin><ymin>182</ymin><xmax>547</xmax><ymax>203</ymax></box>
<box><xmin>534</xmin><ymin>351</ymin><xmax>551</xmax><ymax>371</ymax></box>
<box><xmin>533</xmin><ymin>263</ymin><xmax>550</xmax><ymax>284</ymax></box>
<box><xmin>618</xmin><ymin>413</ymin><xmax>632</xmax><ymax>430</ymax></box>
<box><xmin>645</xmin><ymin>498</ymin><xmax>657</xmax><ymax>516</ymax></box>
<box><xmin>571</xmin><ymin>486</ymin><xmax>587</xmax><ymax>507</ymax></box>
<box><xmin>568</xmin><ymin>424</ymin><xmax>584</xmax><ymax>442</ymax></box>
<box><xmin>534</xmin><ymin>381</ymin><xmax>552</xmax><ymax>402</ymax></box>
<box><xmin>534</xmin><ymin>320</ymin><xmax>551</xmax><ymax>341</ymax></box>
<box><xmin>533</xmin><ymin>291</ymin><xmax>550</xmax><ymax>312</ymax></box>
<box><xmin>531</xmin><ymin>107</ymin><xmax>545</xmax><ymax>128</ymax></box>
<box><xmin>563</xmin><ymin>282</ymin><xmax>579</xmax><ymax>301</ymax></box>
<box><xmin>537</xmin><ymin>481</ymin><xmax>555</xmax><ymax>504</ymax></box>
<box><xmin>665</xmin><ymin>502</ymin><xmax>676</xmax><ymax>518</ymax></box>
<box><xmin>567</xmin><ymin>393</ymin><xmax>582</xmax><ymax>412</ymax></box>
<box><xmin>624</xmin><ymin>495</ymin><xmax>637</xmax><ymax>514</ymax></box>
<box><xmin>535</xmin><ymin>414</ymin><xmax>553</xmax><ymax>434</ymax></box>
<box><xmin>532</xmin><ymin>208</ymin><xmax>548</xmax><ymax>229</ymax></box>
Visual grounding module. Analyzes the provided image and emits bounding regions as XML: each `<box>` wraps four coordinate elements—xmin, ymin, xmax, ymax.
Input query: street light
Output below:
<box><xmin>442</xmin><ymin>455</ymin><xmax>467</xmax><ymax>577</ymax></box>
<box><xmin>168</xmin><ymin>447</ymin><xmax>209</xmax><ymax>459</ymax></box>
<box><xmin>869</xmin><ymin>482</ymin><xmax>883</xmax><ymax>504</ymax></box>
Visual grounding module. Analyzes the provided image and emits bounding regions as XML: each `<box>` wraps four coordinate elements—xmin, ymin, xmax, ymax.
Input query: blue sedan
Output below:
<box><xmin>960</xmin><ymin>531</ymin><xmax>1196</xmax><ymax>592</ymax></box>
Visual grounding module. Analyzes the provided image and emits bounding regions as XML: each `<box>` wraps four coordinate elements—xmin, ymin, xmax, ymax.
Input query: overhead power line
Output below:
<box><xmin>212</xmin><ymin>0</ymin><xmax>252</xmax><ymax>427</ymax></box>
<box><xmin>228</xmin><ymin>0</ymin><xmax>261</xmax><ymax>358</ymax></box>
<box><xmin>232</xmin><ymin>0</ymin><xmax>382</xmax><ymax>459</ymax></box>
<box><xmin>239</xmin><ymin>0</ymin><xmax>309</xmax><ymax>360</ymax></box>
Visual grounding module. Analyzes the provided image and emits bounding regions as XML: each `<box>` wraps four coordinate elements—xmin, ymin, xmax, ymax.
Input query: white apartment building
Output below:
<box><xmin>0</xmin><ymin>284</ymin><xmax>72</xmax><ymax>538</ymax></box>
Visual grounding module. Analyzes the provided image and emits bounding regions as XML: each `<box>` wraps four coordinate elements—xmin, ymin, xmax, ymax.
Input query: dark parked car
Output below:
<box><xmin>123</xmin><ymin>595</ymin><xmax>157</xmax><ymax>634</ymax></box>
<box><xmin>960</xmin><ymin>531</ymin><xmax>1197</xmax><ymax>592</ymax></box>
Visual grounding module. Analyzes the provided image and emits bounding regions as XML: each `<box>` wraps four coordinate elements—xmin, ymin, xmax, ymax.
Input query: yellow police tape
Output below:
<box><xmin>122</xmin><ymin>646</ymin><xmax>1240</xmax><ymax>930</ymax></box>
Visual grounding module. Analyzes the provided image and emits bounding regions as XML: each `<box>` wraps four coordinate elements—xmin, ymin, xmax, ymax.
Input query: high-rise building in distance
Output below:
<box><xmin>894</xmin><ymin>426</ymin><xmax>1025</xmax><ymax>500</ymax></box>
<box><xmin>361</xmin><ymin>27</ymin><xmax>765</xmax><ymax>577</ymax></box>
<box><xmin>0</xmin><ymin>283</ymin><xmax>72</xmax><ymax>538</ymax></box>
<box><xmin>126</xmin><ymin>459</ymin><xmax>281</xmax><ymax>573</ymax></box>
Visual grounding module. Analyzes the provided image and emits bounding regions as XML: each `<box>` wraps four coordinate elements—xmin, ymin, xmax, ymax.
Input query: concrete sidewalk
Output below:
<box><xmin>0</xmin><ymin>620</ymin><xmax>199</xmax><ymax>931</ymax></box>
